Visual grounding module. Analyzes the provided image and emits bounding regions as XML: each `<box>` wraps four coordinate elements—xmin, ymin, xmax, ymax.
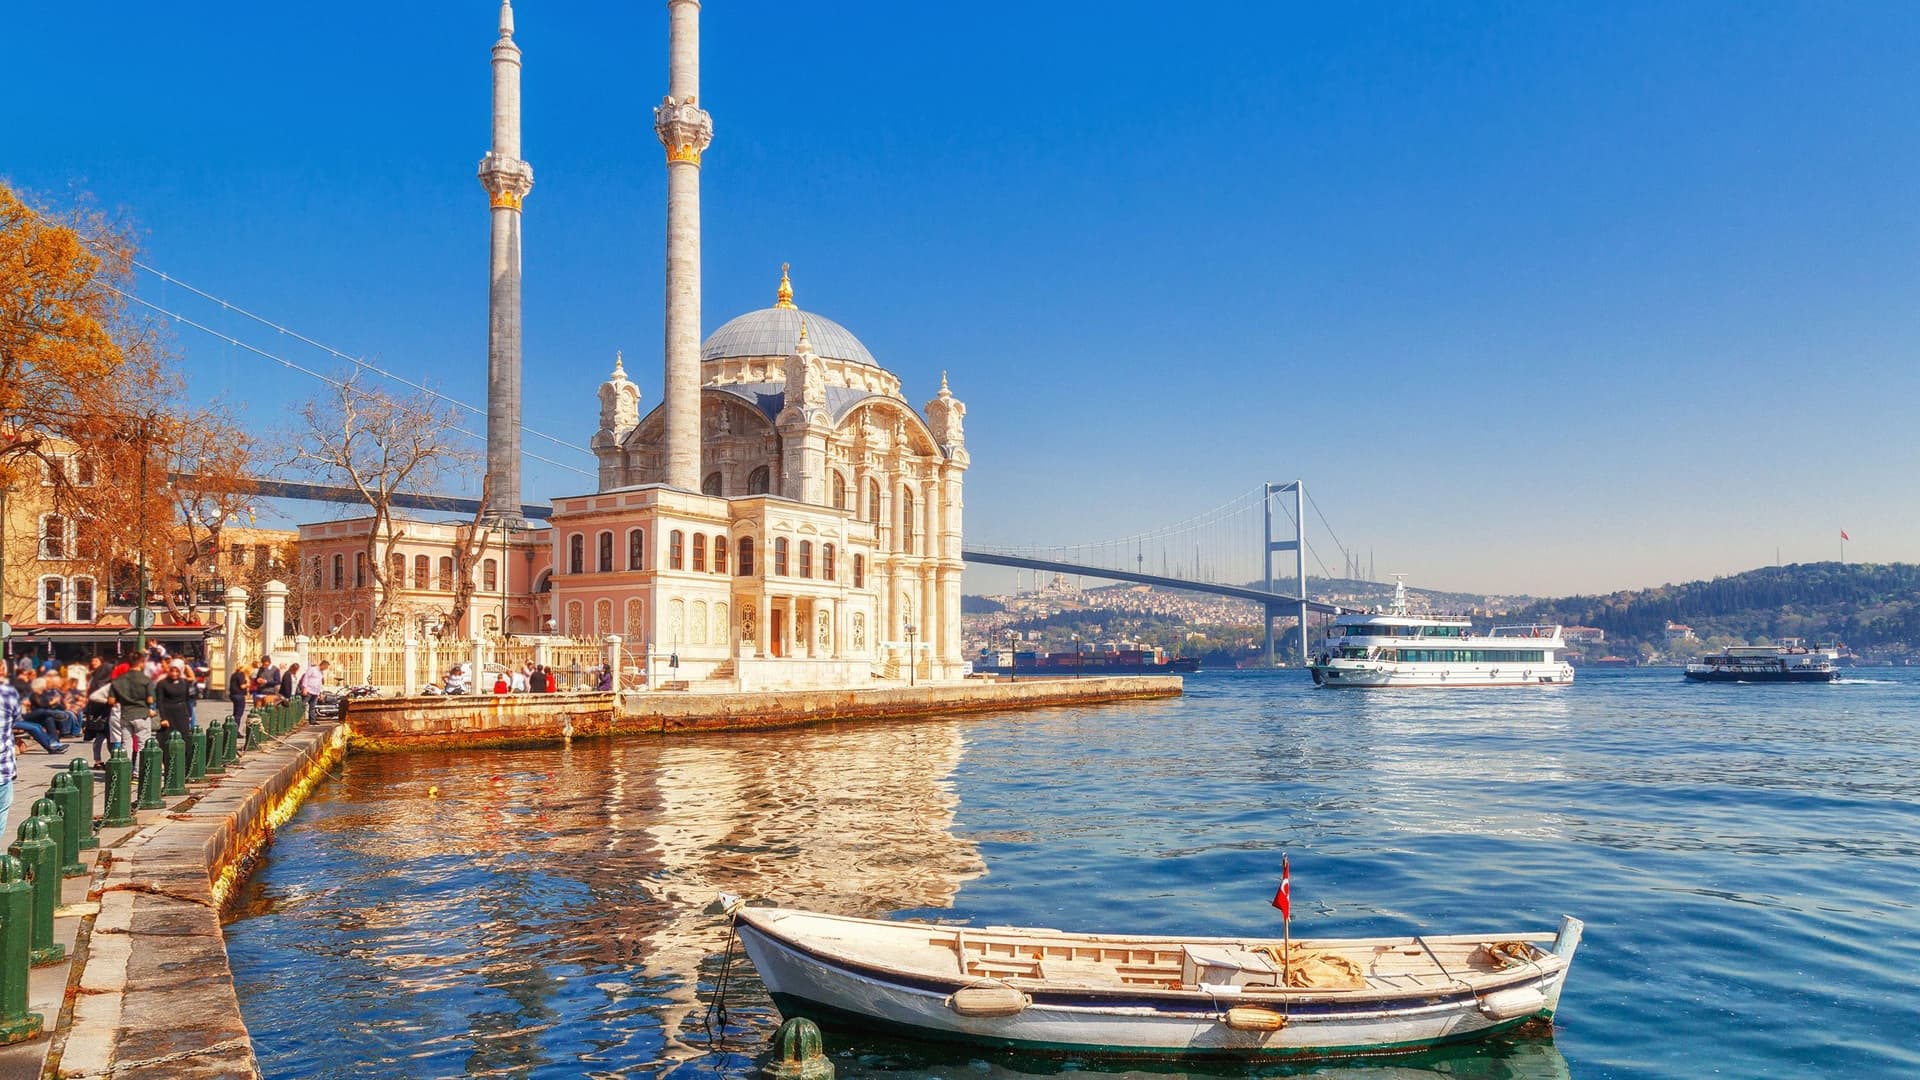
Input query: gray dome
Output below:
<box><xmin>701</xmin><ymin>306</ymin><xmax>879</xmax><ymax>368</ymax></box>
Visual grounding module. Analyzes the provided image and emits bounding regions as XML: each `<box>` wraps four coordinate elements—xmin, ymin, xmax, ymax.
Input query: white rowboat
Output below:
<box><xmin>734</xmin><ymin>906</ymin><xmax>1583</xmax><ymax>1061</ymax></box>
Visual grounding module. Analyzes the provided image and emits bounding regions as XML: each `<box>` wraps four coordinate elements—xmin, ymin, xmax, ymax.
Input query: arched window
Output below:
<box><xmin>387</xmin><ymin>552</ymin><xmax>405</xmax><ymax>586</ymax></box>
<box><xmin>798</xmin><ymin>540</ymin><xmax>812</xmax><ymax>578</ymax></box>
<box><xmin>692</xmin><ymin>533</ymin><xmax>707</xmax><ymax>572</ymax></box>
<box><xmin>598</xmin><ymin>531</ymin><xmax>614</xmax><ymax>573</ymax></box>
<box><xmin>483</xmin><ymin>557</ymin><xmax>498</xmax><ymax>591</ymax></box>
<box><xmin>414</xmin><ymin>555</ymin><xmax>430</xmax><ymax>589</ymax></box>
<box><xmin>737</xmin><ymin>537</ymin><xmax>755</xmax><ymax>576</ymax></box>
<box><xmin>310</xmin><ymin>557</ymin><xmax>323</xmax><ymax>591</ymax></box>
<box><xmin>438</xmin><ymin>556</ymin><xmax>454</xmax><ymax>591</ymax></box>
<box><xmin>867</xmin><ymin>479</ymin><xmax>881</xmax><ymax>523</ymax></box>
<box><xmin>628</xmin><ymin>528</ymin><xmax>645</xmax><ymax>570</ymax></box>
<box><xmin>354</xmin><ymin>553</ymin><xmax>367</xmax><ymax>589</ymax></box>
<box><xmin>71</xmin><ymin>576</ymin><xmax>95</xmax><ymax>622</ymax></box>
<box><xmin>74</xmin><ymin>456</ymin><xmax>95</xmax><ymax>487</ymax></box>
<box><xmin>713</xmin><ymin>536</ymin><xmax>729</xmax><ymax>574</ymax></box>
<box><xmin>39</xmin><ymin>577</ymin><xmax>64</xmax><ymax>622</ymax></box>
<box><xmin>748</xmin><ymin>466</ymin><xmax>770</xmax><ymax>495</ymax></box>
<box><xmin>854</xmin><ymin>553</ymin><xmax>865</xmax><ymax>589</ymax></box>
<box><xmin>900</xmin><ymin>488</ymin><xmax>915</xmax><ymax>553</ymax></box>
<box><xmin>567</xmin><ymin>534</ymin><xmax>584</xmax><ymax>574</ymax></box>
<box><xmin>823</xmin><ymin>543</ymin><xmax>836</xmax><ymax>581</ymax></box>
<box><xmin>702</xmin><ymin>471</ymin><xmax>723</xmax><ymax>496</ymax></box>
<box><xmin>669</xmin><ymin>530</ymin><xmax>685</xmax><ymax>569</ymax></box>
<box><xmin>773</xmin><ymin>537</ymin><xmax>789</xmax><ymax>576</ymax></box>
<box><xmin>832</xmin><ymin>472</ymin><xmax>848</xmax><ymax>511</ymax></box>
<box><xmin>39</xmin><ymin>514</ymin><xmax>66</xmax><ymax>559</ymax></box>
<box><xmin>331</xmin><ymin>554</ymin><xmax>345</xmax><ymax>590</ymax></box>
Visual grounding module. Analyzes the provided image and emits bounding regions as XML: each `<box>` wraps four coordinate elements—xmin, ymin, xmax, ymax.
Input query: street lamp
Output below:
<box><xmin>1006</xmin><ymin>629</ymin><xmax>1019</xmax><ymax>683</ymax></box>
<box><xmin>1072</xmin><ymin>632</ymin><xmax>1082</xmax><ymax>677</ymax></box>
<box><xmin>904</xmin><ymin>622</ymin><xmax>918</xmax><ymax>687</ymax></box>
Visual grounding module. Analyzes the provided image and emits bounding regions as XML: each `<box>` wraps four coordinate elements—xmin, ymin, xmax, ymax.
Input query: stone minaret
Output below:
<box><xmin>654</xmin><ymin>0</ymin><xmax>713</xmax><ymax>492</ymax></box>
<box><xmin>478</xmin><ymin>0</ymin><xmax>534</xmax><ymax>517</ymax></box>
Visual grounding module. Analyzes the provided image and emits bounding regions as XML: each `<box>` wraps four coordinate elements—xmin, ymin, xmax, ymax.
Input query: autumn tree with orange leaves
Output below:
<box><xmin>1</xmin><ymin>180</ymin><xmax>254</xmax><ymax>628</ymax></box>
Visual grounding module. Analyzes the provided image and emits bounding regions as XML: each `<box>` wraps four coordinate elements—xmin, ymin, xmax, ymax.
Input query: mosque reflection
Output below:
<box><xmin>238</xmin><ymin>721</ymin><xmax>983</xmax><ymax>1073</ymax></box>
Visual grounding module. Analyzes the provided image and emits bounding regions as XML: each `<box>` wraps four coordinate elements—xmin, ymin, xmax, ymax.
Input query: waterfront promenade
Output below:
<box><xmin>0</xmin><ymin>676</ymin><xmax>1175</xmax><ymax>1078</ymax></box>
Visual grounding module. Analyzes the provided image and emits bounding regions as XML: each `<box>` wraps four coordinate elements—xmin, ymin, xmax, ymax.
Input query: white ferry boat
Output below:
<box><xmin>1308</xmin><ymin>578</ymin><xmax>1573</xmax><ymax>689</ymax></box>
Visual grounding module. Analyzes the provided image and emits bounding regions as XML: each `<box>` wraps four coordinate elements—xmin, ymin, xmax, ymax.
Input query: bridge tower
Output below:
<box><xmin>1263</xmin><ymin>481</ymin><xmax>1308</xmax><ymax>666</ymax></box>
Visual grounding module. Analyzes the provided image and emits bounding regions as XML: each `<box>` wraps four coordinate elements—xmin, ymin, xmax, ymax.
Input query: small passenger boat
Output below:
<box><xmin>732</xmin><ymin>905</ymin><xmax>1583</xmax><ymax>1061</ymax></box>
<box><xmin>1685</xmin><ymin>644</ymin><xmax>1839</xmax><ymax>683</ymax></box>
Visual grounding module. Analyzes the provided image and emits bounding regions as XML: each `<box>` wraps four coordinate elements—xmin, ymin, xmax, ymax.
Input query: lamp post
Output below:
<box><xmin>904</xmin><ymin>622</ymin><xmax>917</xmax><ymax>687</ymax></box>
<box><xmin>1006</xmin><ymin>629</ymin><xmax>1018</xmax><ymax>683</ymax></box>
<box><xmin>1072</xmin><ymin>632</ymin><xmax>1081</xmax><ymax>677</ymax></box>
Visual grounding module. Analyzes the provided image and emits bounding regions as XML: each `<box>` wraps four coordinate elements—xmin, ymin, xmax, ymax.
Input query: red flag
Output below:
<box><xmin>1271</xmin><ymin>856</ymin><xmax>1291</xmax><ymax>919</ymax></box>
<box><xmin>1841</xmin><ymin>530</ymin><xmax>1851</xmax><ymax>541</ymax></box>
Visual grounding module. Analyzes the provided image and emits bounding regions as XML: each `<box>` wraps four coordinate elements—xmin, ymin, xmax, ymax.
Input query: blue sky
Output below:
<box><xmin>7</xmin><ymin>2</ymin><xmax>1918</xmax><ymax>597</ymax></box>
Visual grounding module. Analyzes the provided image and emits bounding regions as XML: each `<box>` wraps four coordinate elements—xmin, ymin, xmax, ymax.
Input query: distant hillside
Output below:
<box><xmin>1512</xmin><ymin>562</ymin><xmax>1920</xmax><ymax>656</ymax></box>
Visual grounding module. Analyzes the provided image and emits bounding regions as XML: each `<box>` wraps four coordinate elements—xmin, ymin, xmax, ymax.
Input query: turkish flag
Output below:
<box><xmin>1271</xmin><ymin>856</ymin><xmax>1291</xmax><ymax>919</ymax></box>
<box><xmin>1841</xmin><ymin>530</ymin><xmax>1851</xmax><ymax>541</ymax></box>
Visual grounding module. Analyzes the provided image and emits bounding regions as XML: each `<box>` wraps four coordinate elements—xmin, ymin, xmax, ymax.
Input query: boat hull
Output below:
<box><xmin>735</xmin><ymin>911</ymin><xmax>1574</xmax><ymax>1061</ymax></box>
<box><xmin>1683</xmin><ymin>669</ymin><xmax>1837</xmax><ymax>683</ymax></box>
<box><xmin>1310</xmin><ymin>662</ymin><xmax>1574</xmax><ymax>688</ymax></box>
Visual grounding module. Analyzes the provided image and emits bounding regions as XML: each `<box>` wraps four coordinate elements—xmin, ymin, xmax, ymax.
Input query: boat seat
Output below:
<box><xmin>1037</xmin><ymin>957</ymin><xmax>1121</xmax><ymax>985</ymax></box>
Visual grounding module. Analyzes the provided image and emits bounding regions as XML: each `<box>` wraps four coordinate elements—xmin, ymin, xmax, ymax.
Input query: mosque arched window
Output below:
<box><xmin>832</xmin><ymin>472</ymin><xmax>848</xmax><ymax>511</ymax></box>
<box><xmin>387</xmin><ymin>552</ymin><xmax>405</xmax><ymax>586</ymax></box>
<box><xmin>853</xmin><ymin>553</ymin><xmax>864</xmax><ymax>589</ymax></box>
<box><xmin>798</xmin><ymin>540</ymin><xmax>812</xmax><ymax>578</ymax></box>
<box><xmin>598</xmin><ymin>531</ymin><xmax>614</xmax><ymax>573</ymax></box>
<box><xmin>669</xmin><ymin>530</ymin><xmax>685</xmax><ymax>570</ymax></box>
<box><xmin>692</xmin><ymin>533</ymin><xmax>707</xmax><ymax>572</ymax></box>
<box><xmin>567</xmin><ymin>534</ymin><xmax>584</xmax><ymax>574</ymax></box>
<box><xmin>414</xmin><ymin>555</ymin><xmax>430</xmax><ymax>589</ymax></box>
<box><xmin>703</xmin><ymin>472</ymin><xmax>723</xmax><ymax>497</ymax></box>
<box><xmin>714</xmin><ymin>536</ymin><xmax>729</xmax><ymax>574</ymax></box>
<box><xmin>354</xmin><ymin>553</ymin><xmax>367</xmax><ymax>589</ymax></box>
<box><xmin>867</xmin><ymin>479</ymin><xmax>881</xmax><ymax>523</ymax></box>
<box><xmin>483</xmin><ymin>558</ymin><xmax>498</xmax><ymax>591</ymax></box>
<box><xmin>737</xmin><ymin>537</ymin><xmax>754</xmax><ymax>576</ymax></box>
<box><xmin>773</xmin><ymin>537</ymin><xmax>789</xmax><ymax>576</ymax></box>
<box><xmin>823</xmin><ymin>543</ymin><xmax>836</xmax><ymax>581</ymax></box>
<box><xmin>310</xmin><ymin>557</ymin><xmax>323</xmax><ymax>591</ymax></box>
<box><xmin>628</xmin><ymin>528</ymin><xmax>646</xmax><ymax>570</ymax></box>
<box><xmin>331</xmin><ymin>554</ymin><xmax>344</xmax><ymax>590</ymax></box>
<box><xmin>899</xmin><ymin>488</ymin><xmax>915</xmax><ymax>554</ymax></box>
<box><xmin>748</xmin><ymin>466</ymin><xmax>771</xmax><ymax>495</ymax></box>
<box><xmin>438</xmin><ymin>557</ymin><xmax>454</xmax><ymax>591</ymax></box>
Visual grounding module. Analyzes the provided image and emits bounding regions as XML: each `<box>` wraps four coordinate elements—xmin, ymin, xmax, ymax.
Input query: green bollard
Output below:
<box><xmin>162</xmin><ymin>734</ymin><xmax>188</xmax><ymax>797</ymax></box>
<box><xmin>8</xmin><ymin>817</ymin><xmax>65</xmax><ymax>966</ymax></box>
<box><xmin>102</xmin><ymin>747</ymin><xmax>135</xmax><ymax>828</ymax></box>
<box><xmin>0</xmin><ymin>855</ymin><xmax>44</xmax><ymax>1043</ymax></box>
<box><xmin>135</xmin><ymin>739</ymin><xmax>165</xmax><ymax>811</ymax></box>
<box><xmin>64</xmin><ymin>760</ymin><xmax>97</xmax><ymax>851</ymax></box>
<box><xmin>292</xmin><ymin>697</ymin><xmax>307</xmax><ymax>726</ymax></box>
<box><xmin>43</xmin><ymin>781</ymin><xmax>85</xmax><ymax>879</ymax></box>
<box><xmin>224</xmin><ymin>717</ymin><xmax>241</xmax><ymax>765</ymax></box>
<box><xmin>763</xmin><ymin>1017</ymin><xmax>834</xmax><ymax>1080</ymax></box>
<box><xmin>188</xmin><ymin>725</ymin><xmax>208</xmax><ymax>783</ymax></box>
<box><xmin>247</xmin><ymin>715</ymin><xmax>266</xmax><ymax>753</ymax></box>
<box><xmin>206</xmin><ymin>721</ymin><xmax>229</xmax><ymax>777</ymax></box>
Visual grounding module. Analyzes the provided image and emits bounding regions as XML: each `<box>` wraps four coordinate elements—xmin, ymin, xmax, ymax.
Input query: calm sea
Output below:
<box><xmin>225</xmin><ymin>669</ymin><xmax>1920</xmax><ymax>1079</ymax></box>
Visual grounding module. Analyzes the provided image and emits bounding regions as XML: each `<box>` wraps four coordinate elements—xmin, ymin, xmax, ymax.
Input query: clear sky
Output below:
<box><xmin>7</xmin><ymin>2</ymin><xmax>1918</xmax><ymax>598</ymax></box>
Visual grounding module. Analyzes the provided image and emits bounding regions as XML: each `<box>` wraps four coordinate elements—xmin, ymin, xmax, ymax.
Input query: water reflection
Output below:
<box><xmin>227</xmin><ymin>722</ymin><xmax>983</xmax><ymax>1077</ymax></box>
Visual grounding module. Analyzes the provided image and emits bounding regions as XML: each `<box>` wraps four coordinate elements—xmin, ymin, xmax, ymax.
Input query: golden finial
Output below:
<box><xmin>940</xmin><ymin>371</ymin><xmax>950</xmax><ymax>393</ymax></box>
<box><xmin>775</xmin><ymin>262</ymin><xmax>796</xmax><ymax>309</ymax></box>
<box><xmin>797</xmin><ymin>318</ymin><xmax>810</xmax><ymax>346</ymax></box>
<box><xmin>612</xmin><ymin>349</ymin><xmax>625</xmax><ymax>377</ymax></box>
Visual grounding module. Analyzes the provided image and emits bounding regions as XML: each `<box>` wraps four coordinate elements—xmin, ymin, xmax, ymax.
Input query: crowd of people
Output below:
<box><xmin>432</xmin><ymin>660</ymin><xmax>615</xmax><ymax>695</ymax></box>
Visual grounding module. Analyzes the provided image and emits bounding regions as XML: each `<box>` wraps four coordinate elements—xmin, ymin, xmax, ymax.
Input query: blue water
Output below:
<box><xmin>225</xmin><ymin>669</ymin><xmax>1920</xmax><ymax>1078</ymax></box>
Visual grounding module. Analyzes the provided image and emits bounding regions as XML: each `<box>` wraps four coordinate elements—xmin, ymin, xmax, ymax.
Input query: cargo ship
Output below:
<box><xmin>975</xmin><ymin>645</ymin><xmax>1199</xmax><ymax>676</ymax></box>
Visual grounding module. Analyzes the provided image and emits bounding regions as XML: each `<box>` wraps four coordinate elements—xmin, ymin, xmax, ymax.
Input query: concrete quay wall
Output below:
<box><xmin>343</xmin><ymin>675</ymin><xmax>1181</xmax><ymax>749</ymax></box>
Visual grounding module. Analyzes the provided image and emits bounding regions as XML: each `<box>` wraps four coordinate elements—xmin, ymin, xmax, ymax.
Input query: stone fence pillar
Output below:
<box><xmin>471</xmin><ymin>638</ymin><xmax>488</xmax><ymax>690</ymax></box>
<box><xmin>294</xmin><ymin>634</ymin><xmax>311</xmax><ymax>667</ymax></box>
<box><xmin>403</xmin><ymin>635</ymin><xmax>419</xmax><ymax>697</ymax></box>
<box><xmin>260</xmin><ymin>580</ymin><xmax>288</xmax><ymax>658</ymax></box>
<box><xmin>606</xmin><ymin>634</ymin><xmax>623</xmax><ymax>693</ymax></box>
<box><xmin>223</xmin><ymin>585</ymin><xmax>250</xmax><ymax>676</ymax></box>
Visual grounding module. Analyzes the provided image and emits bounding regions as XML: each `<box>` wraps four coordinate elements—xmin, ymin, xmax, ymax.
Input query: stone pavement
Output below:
<box><xmin>1</xmin><ymin>702</ymin><xmax>342</xmax><ymax>1080</ymax></box>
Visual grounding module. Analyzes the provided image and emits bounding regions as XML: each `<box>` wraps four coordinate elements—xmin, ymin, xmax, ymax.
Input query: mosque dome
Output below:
<box><xmin>700</xmin><ymin>265</ymin><xmax>881</xmax><ymax>368</ymax></box>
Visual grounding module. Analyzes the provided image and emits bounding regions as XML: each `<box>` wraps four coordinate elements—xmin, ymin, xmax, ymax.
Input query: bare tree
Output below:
<box><xmin>291</xmin><ymin>374</ymin><xmax>474</xmax><ymax>632</ymax></box>
<box><xmin>446</xmin><ymin>474</ymin><xmax>496</xmax><ymax>636</ymax></box>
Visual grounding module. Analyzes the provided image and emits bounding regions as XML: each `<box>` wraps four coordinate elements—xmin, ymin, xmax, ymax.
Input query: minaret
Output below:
<box><xmin>478</xmin><ymin>0</ymin><xmax>533</xmax><ymax>518</ymax></box>
<box><xmin>654</xmin><ymin>0</ymin><xmax>714</xmax><ymax>492</ymax></box>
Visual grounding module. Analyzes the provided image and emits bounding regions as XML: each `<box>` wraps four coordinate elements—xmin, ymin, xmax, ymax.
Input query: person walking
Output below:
<box><xmin>227</xmin><ymin>662</ymin><xmax>249</xmax><ymax>728</ymax></box>
<box><xmin>110</xmin><ymin>653</ymin><xmax>155</xmax><ymax>758</ymax></box>
<box><xmin>154</xmin><ymin>661</ymin><xmax>196</xmax><ymax>761</ymax></box>
<box><xmin>299</xmin><ymin>661</ymin><xmax>325</xmax><ymax>708</ymax></box>
<box><xmin>84</xmin><ymin>655</ymin><xmax>115</xmax><ymax>765</ymax></box>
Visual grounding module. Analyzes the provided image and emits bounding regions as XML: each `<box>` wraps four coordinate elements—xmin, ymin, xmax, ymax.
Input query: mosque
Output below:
<box><xmin>300</xmin><ymin>0</ymin><xmax>970</xmax><ymax>689</ymax></box>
